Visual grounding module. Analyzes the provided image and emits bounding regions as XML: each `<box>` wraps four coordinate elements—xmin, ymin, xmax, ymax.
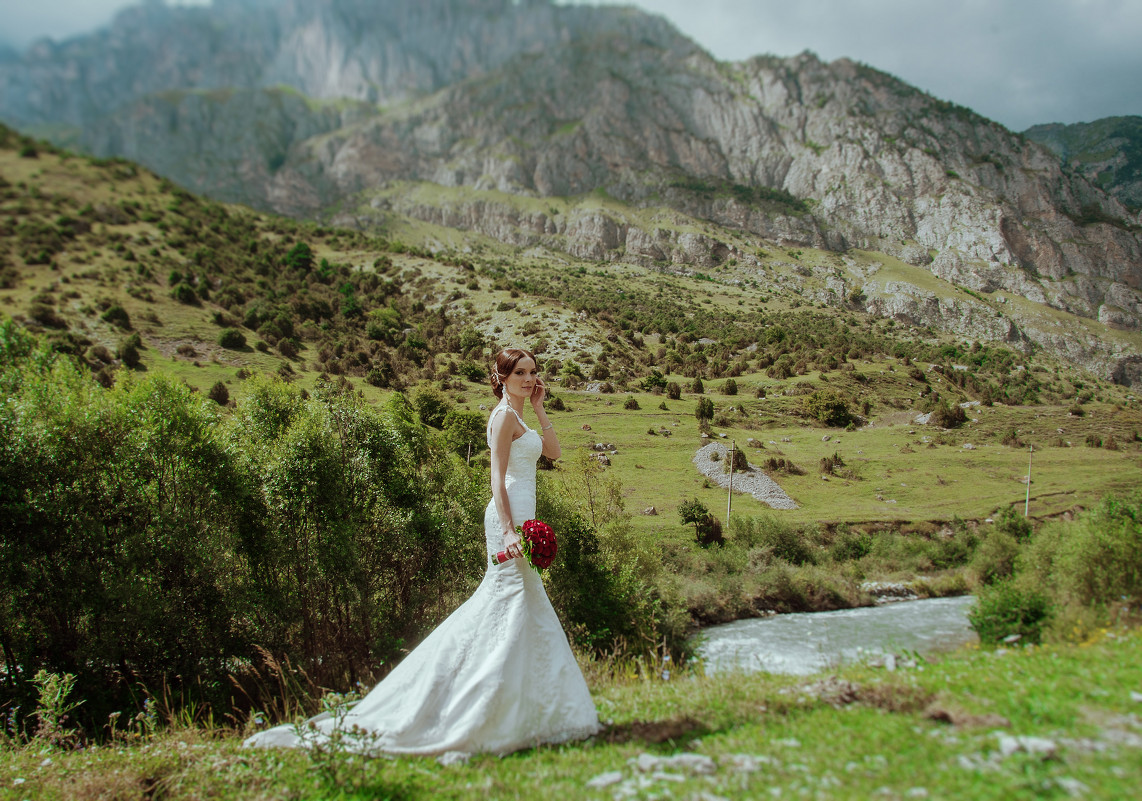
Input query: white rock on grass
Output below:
<box><xmin>585</xmin><ymin>770</ymin><xmax>624</xmax><ymax>789</ymax></box>
<box><xmin>629</xmin><ymin>751</ymin><xmax>717</xmax><ymax>775</ymax></box>
<box><xmin>996</xmin><ymin>734</ymin><xmax>1059</xmax><ymax>759</ymax></box>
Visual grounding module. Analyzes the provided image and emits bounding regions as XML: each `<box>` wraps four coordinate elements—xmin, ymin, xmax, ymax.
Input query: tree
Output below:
<box><xmin>722</xmin><ymin>378</ymin><xmax>738</xmax><ymax>396</ymax></box>
<box><xmin>695</xmin><ymin>397</ymin><xmax>714</xmax><ymax>423</ymax></box>
<box><xmin>443</xmin><ymin>408</ymin><xmax>486</xmax><ymax>455</ymax></box>
<box><xmin>284</xmin><ymin>241</ymin><xmax>314</xmax><ymax>272</ymax></box>
<box><xmin>691</xmin><ymin>377</ymin><xmax>704</xmax><ymax>394</ymax></box>
<box><xmin>641</xmin><ymin>369</ymin><xmax>667</xmax><ymax>392</ymax></box>
<box><xmin>412</xmin><ymin>384</ymin><xmax>453</xmax><ymax>428</ymax></box>
<box><xmin>666</xmin><ymin>381</ymin><xmax>681</xmax><ymax>400</ymax></box>
<box><xmin>678</xmin><ymin>498</ymin><xmax>723</xmax><ymax>547</ymax></box>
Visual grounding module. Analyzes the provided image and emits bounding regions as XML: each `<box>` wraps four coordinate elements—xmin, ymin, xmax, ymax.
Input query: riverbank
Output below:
<box><xmin>6</xmin><ymin>628</ymin><xmax>1140</xmax><ymax>800</ymax></box>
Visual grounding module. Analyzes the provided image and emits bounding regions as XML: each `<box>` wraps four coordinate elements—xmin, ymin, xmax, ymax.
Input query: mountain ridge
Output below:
<box><xmin>1</xmin><ymin>0</ymin><xmax>1140</xmax><ymax>384</ymax></box>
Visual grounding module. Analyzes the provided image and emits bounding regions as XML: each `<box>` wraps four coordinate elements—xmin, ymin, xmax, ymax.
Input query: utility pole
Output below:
<box><xmin>727</xmin><ymin>441</ymin><xmax>735</xmax><ymax>527</ymax></box>
<box><xmin>1024</xmin><ymin>444</ymin><xmax>1033</xmax><ymax>517</ymax></box>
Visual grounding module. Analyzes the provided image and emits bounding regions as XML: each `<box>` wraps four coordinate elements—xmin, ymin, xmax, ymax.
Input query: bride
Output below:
<box><xmin>244</xmin><ymin>347</ymin><xmax>600</xmax><ymax>755</ymax></box>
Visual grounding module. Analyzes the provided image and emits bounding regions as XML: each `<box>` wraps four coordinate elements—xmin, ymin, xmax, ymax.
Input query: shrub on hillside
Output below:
<box><xmin>666</xmin><ymin>381</ymin><xmax>681</xmax><ymax>400</ymax></box>
<box><xmin>731</xmin><ymin>516</ymin><xmax>816</xmax><ymax>565</ymax></box>
<box><xmin>170</xmin><ymin>282</ymin><xmax>200</xmax><ymax>305</ymax></box>
<box><xmin>679</xmin><ymin>498</ymin><xmax>723</xmax><ymax>548</ymax></box>
<box><xmin>722</xmin><ymin>378</ymin><xmax>738</xmax><ymax>395</ymax></box>
<box><xmin>100</xmin><ymin>304</ymin><xmax>131</xmax><ymax>330</ymax></box>
<box><xmin>117</xmin><ymin>339</ymin><xmax>140</xmax><ymax>369</ymax></box>
<box><xmin>927</xmin><ymin>399</ymin><xmax>967</xmax><ymax>428</ymax></box>
<box><xmin>1021</xmin><ymin>493</ymin><xmax>1142</xmax><ymax>609</ymax></box>
<box><xmin>207</xmin><ymin>381</ymin><xmax>230</xmax><ymax>406</ymax></box>
<box><xmin>803</xmin><ymin>389</ymin><xmax>851</xmax><ymax>427</ymax></box>
<box><xmin>218</xmin><ymin>328</ymin><xmax>246</xmax><ymax>349</ymax></box>
<box><xmin>623</xmin><ymin>396</ymin><xmax>640</xmax><ymax>410</ymax></box>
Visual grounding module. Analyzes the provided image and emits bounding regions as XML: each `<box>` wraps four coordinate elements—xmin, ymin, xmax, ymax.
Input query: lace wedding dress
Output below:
<box><xmin>244</xmin><ymin>402</ymin><xmax>600</xmax><ymax>755</ymax></box>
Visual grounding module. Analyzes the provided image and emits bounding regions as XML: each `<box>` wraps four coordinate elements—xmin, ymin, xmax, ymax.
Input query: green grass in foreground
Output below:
<box><xmin>5</xmin><ymin>628</ymin><xmax>1141</xmax><ymax>800</ymax></box>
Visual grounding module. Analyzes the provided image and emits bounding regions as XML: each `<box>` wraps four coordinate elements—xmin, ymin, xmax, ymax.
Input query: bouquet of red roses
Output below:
<box><xmin>494</xmin><ymin>519</ymin><xmax>558</xmax><ymax>572</ymax></box>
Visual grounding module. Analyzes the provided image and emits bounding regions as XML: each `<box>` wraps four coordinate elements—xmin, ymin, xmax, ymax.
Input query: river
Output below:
<box><xmin>696</xmin><ymin>595</ymin><xmax>978</xmax><ymax>675</ymax></box>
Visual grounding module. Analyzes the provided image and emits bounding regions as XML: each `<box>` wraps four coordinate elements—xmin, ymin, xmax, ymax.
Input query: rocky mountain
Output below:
<box><xmin>1025</xmin><ymin>116</ymin><xmax>1142</xmax><ymax>211</ymax></box>
<box><xmin>1</xmin><ymin>0</ymin><xmax>1141</xmax><ymax>383</ymax></box>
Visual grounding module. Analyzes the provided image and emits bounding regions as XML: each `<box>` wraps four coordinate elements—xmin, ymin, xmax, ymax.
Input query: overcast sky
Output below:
<box><xmin>4</xmin><ymin>0</ymin><xmax>1140</xmax><ymax>131</ymax></box>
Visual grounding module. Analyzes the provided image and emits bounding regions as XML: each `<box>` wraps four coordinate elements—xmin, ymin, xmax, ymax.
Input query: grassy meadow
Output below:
<box><xmin>4</xmin><ymin>626</ymin><xmax>1141</xmax><ymax>800</ymax></box>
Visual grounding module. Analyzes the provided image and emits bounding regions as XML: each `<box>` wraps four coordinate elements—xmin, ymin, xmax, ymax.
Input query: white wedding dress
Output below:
<box><xmin>244</xmin><ymin>402</ymin><xmax>600</xmax><ymax>756</ymax></box>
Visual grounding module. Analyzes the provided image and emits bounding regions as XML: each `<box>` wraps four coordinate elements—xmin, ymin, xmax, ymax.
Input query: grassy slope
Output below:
<box><xmin>3</xmin><ymin>142</ymin><xmax>1141</xmax><ymax>539</ymax></box>
<box><xmin>5</xmin><ymin>628</ymin><xmax>1140</xmax><ymax>800</ymax></box>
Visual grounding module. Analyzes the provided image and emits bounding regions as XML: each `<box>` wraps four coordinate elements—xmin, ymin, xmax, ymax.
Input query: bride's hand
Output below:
<box><xmin>503</xmin><ymin>530</ymin><xmax>523</xmax><ymax>559</ymax></box>
<box><xmin>530</xmin><ymin>378</ymin><xmax>546</xmax><ymax>408</ymax></box>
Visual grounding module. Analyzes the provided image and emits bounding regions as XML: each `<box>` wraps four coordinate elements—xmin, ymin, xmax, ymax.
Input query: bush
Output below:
<box><xmin>623</xmin><ymin>396</ymin><xmax>640</xmax><ymax>410</ymax></box>
<box><xmin>1024</xmin><ymin>494</ymin><xmax>1142</xmax><ymax>609</ymax></box>
<box><xmin>691</xmin><ymin>377</ymin><xmax>704</xmax><ymax>394</ymax></box>
<box><xmin>722</xmin><ymin>378</ymin><xmax>738</xmax><ymax>395</ymax></box>
<box><xmin>993</xmin><ymin>505</ymin><xmax>1032</xmax><ymax>543</ymax></box>
<box><xmin>803</xmin><ymin>389</ymin><xmax>851</xmax><ymax>427</ymax></box>
<box><xmin>971</xmin><ymin>529</ymin><xmax>1019</xmax><ymax>585</ymax></box>
<box><xmin>928</xmin><ymin>399</ymin><xmax>967</xmax><ymax>428</ymax></box>
<box><xmin>207</xmin><ymin>381</ymin><xmax>230</xmax><ymax>406</ymax></box>
<box><xmin>218</xmin><ymin>328</ymin><xmax>246</xmax><ymax>349</ymax></box>
<box><xmin>170</xmin><ymin>282</ymin><xmax>200</xmax><ymax>305</ymax></box>
<box><xmin>458</xmin><ymin>360</ymin><xmax>486</xmax><ymax>383</ymax></box>
<box><xmin>412</xmin><ymin>384</ymin><xmax>452</xmax><ymax>428</ymax></box>
<box><xmin>969</xmin><ymin>580</ymin><xmax>1052</xmax><ymax>644</ymax></box>
<box><xmin>732</xmin><ymin>516</ymin><xmax>816</xmax><ymax>565</ymax></box>
<box><xmin>117</xmin><ymin>339</ymin><xmax>140</xmax><ymax>369</ymax></box>
<box><xmin>725</xmin><ymin>446</ymin><xmax>749</xmax><ymax>473</ymax></box>
<box><xmin>640</xmin><ymin>370</ymin><xmax>666</xmax><ymax>392</ymax></box>
<box><xmin>100</xmin><ymin>304</ymin><xmax>131</xmax><ymax>330</ymax></box>
<box><xmin>665</xmin><ymin>381</ymin><xmax>681</xmax><ymax>400</ymax></box>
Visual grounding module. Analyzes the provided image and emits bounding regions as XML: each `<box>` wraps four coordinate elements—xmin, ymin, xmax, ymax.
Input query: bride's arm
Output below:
<box><xmin>489</xmin><ymin>410</ymin><xmax>523</xmax><ymax>558</ymax></box>
<box><xmin>531</xmin><ymin>378</ymin><xmax>561</xmax><ymax>460</ymax></box>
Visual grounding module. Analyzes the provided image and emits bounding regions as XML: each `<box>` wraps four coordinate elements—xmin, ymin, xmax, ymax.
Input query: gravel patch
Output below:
<box><xmin>692</xmin><ymin>443</ymin><xmax>798</xmax><ymax>510</ymax></box>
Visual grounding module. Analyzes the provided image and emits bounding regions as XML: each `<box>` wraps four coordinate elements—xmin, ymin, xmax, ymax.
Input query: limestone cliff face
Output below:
<box><xmin>298</xmin><ymin>43</ymin><xmax>1141</xmax><ymax>329</ymax></box>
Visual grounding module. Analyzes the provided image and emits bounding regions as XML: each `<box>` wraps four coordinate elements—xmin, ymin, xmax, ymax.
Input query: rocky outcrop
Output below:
<box><xmin>1025</xmin><ymin>117</ymin><xmax>1142</xmax><ymax>212</ymax></box>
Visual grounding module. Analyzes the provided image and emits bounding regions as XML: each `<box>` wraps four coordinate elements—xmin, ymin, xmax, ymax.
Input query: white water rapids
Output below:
<box><xmin>696</xmin><ymin>595</ymin><xmax>978</xmax><ymax>675</ymax></box>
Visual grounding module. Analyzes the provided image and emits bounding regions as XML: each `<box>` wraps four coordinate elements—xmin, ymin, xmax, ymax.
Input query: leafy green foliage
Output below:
<box><xmin>412</xmin><ymin>384</ymin><xmax>453</xmax><ymax>428</ymax></box>
<box><xmin>442</xmin><ymin>408</ymin><xmax>486</xmax><ymax>455</ymax></box>
<box><xmin>969</xmin><ymin>580</ymin><xmax>1052</xmax><ymax>644</ymax></box>
<box><xmin>803</xmin><ymin>389</ymin><xmax>851</xmax><ymax>427</ymax></box>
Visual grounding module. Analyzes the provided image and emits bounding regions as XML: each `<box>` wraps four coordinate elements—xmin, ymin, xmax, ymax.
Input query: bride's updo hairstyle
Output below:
<box><xmin>491</xmin><ymin>347</ymin><xmax>537</xmax><ymax>399</ymax></box>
